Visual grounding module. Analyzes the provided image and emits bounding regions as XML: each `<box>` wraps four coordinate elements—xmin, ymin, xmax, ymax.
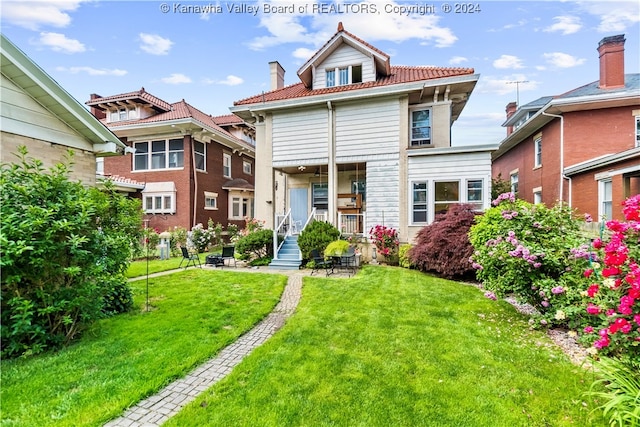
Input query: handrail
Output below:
<box><xmin>301</xmin><ymin>207</ymin><xmax>317</xmax><ymax>232</ymax></box>
<box><xmin>273</xmin><ymin>209</ymin><xmax>291</xmax><ymax>260</ymax></box>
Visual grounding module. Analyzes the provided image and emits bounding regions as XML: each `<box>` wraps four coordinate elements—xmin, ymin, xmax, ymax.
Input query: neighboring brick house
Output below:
<box><xmin>231</xmin><ymin>23</ymin><xmax>495</xmax><ymax>267</ymax></box>
<box><xmin>86</xmin><ymin>89</ymin><xmax>255</xmax><ymax>232</ymax></box>
<box><xmin>492</xmin><ymin>34</ymin><xmax>640</xmax><ymax>222</ymax></box>
<box><xmin>1</xmin><ymin>34</ymin><xmax>125</xmax><ymax>185</ymax></box>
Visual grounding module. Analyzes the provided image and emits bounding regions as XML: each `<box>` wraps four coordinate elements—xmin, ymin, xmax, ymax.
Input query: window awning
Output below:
<box><xmin>142</xmin><ymin>181</ymin><xmax>176</xmax><ymax>193</ymax></box>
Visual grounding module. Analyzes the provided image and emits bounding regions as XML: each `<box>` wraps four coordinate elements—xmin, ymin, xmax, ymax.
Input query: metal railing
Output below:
<box><xmin>273</xmin><ymin>209</ymin><xmax>291</xmax><ymax>260</ymax></box>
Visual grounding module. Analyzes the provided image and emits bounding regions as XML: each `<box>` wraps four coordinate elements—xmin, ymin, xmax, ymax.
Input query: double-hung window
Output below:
<box><xmin>204</xmin><ymin>192</ymin><xmax>218</xmax><ymax>210</ymax></box>
<box><xmin>223</xmin><ymin>153</ymin><xmax>232</xmax><ymax>177</ymax></box>
<box><xmin>466</xmin><ymin>179</ymin><xmax>483</xmax><ymax>210</ymax></box>
<box><xmin>243</xmin><ymin>160</ymin><xmax>252</xmax><ymax>175</ymax></box>
<box><xmin>339</xmin><ymin>67</ymin><xmax>349</xmax><ymax>85</ymax></box>
<box><xmin>534</xmin><ymin>137</ymin><xmax>542</xmax><ymax>167</ymax></box>
<box><xmin>134</xmin><ymin>139</ymin><xmax>184</xmax><ymax>171</ymax></box>
<box><xmin>412</xmin><ymin>181</ymin><xmax>428</xmax><ymax>223</ymax></box>
<box><xmin>510</xmin><ymin>172</ymin><xmax>519</xmax><ymax>195</ymax></box>
<box><xmin>410</xmin><ymin>108</ymin><xmax>431</xmax><ymax>146</ymax></box>
<box><xmin>599</xmin><ymin>179</ymin><xmax>613</xmax><ymax>220</ymax></box>
<box><xmin>326</xmin><ymin>69</ymin><xmax>336</xmax><ymax>87</ymax></box>
<box><xmin>194</xmin><ymin>141</ymin><xmax>206</xmax><ymax>171</ymax></box>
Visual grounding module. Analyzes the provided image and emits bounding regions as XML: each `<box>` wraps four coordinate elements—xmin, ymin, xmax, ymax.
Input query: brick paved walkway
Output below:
<box><xmin>105</xmin><ymin>271</ymin><xmax>304</xmax><ymax>427</ymax></box>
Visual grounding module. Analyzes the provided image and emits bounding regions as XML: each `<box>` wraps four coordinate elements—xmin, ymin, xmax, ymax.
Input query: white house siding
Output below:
<box><xmin>407</xmin><ymin>151</ymin><xmax>492</xmax><ymax>238</ymax></box>
<box><xmin>0</xmin><ymin>75</ymin><xmax>93</xmax><ymax>152</ymax></box>
<box><xmin>313</xmin><ymin>44</ymin><xmax>375</xmax><ymax>89</ymax></box>
<box><xmin>335</xmin><ymin>98</ymin><xmax>400</xmax><ymax>161</ymax></box>
<box><xmin>365</xmin><ymin>160</ymin><xmax>400</xmax><ymax>232</ymax></box>
<box><xmin>272</xmin><ymin>107</ymin><xmax>328</xmax><ymax>167</ymax></box>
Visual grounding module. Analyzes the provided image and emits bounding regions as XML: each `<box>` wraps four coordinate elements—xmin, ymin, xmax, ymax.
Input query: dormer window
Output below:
<box><xmin>109</xmin><ymin>107</ymin><xmax>137</xmax><ymax>123</ymax></box>
<box><xmin>326</xmin><ymin>65</ymin><xmax>363</xmax><ymax>88</ymax></box>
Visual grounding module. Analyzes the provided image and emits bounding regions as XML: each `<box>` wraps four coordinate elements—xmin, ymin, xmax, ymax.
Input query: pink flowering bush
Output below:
<box><xmin>469</xmin><ymin>193</ymin><xmax>587</xmax><ymax>326</ymax></box>
<box><xmin>579</xmin><ymin>195</ymin><xmax>640</xmax><ymax>361</ymax></box>
<box><xmin>369</xmin><ymin>225</ymin><xmax>399</xmax><ymax>265</ymax></box>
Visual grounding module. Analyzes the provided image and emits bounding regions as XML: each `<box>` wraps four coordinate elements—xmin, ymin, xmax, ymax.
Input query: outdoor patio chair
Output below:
<box><xmin>334</xmin><ymin>246</ymin><xmax>357</xmax><ymax>277</ymax></box>
<box><xmin>310</xmin><ymin>249</ymin><xmax>333</xmax><ymax>276</ymax></box>
<box><xmin>221</xmin><ymin>245</ymin><xmax>236</xmax><ymax>268</ymax></box>
<box><xmin>179</xmin><ymin>246</ymin><xmax>201</xmax><ymax>269</ymax></box>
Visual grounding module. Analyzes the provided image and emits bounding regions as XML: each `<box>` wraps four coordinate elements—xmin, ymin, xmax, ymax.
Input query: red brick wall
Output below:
<box><xmin>493</xmin><ymin>105</ymin><xmax>638</xmax><ymax>206</ymax></box>
<box><xmin>103</xmin><ymin>135</ymin><xmax>255</xmax><ymax>233</ymax></box>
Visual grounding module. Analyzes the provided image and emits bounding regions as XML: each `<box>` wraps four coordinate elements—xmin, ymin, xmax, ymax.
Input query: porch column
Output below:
<box><xmin>253</xmin><ymin>112</ymin><xmax>274</xmax><ymax>229</ymax></box>
<box><xmin>327</xmin><ymin>101</ymin><xmax>337</xmax><ymax>225</ymax></box>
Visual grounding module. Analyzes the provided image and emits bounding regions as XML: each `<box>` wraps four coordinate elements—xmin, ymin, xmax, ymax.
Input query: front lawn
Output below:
<box><xmin>168</xmin><ymin>266</ymin><xmax>603</xmax><ymax>426</ymax></box>
<box><xmin>125</xmin><ymin>254</ymin><xmax>208</xmax><ymax>278</ymax></box>
<box><xmin>0</xmin><ymin>269</ymin><xmax>287</xmax><ymax>427</ymax></box>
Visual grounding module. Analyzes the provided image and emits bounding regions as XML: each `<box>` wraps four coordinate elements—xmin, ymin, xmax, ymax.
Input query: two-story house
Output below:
<box><xmin>230</xmin><ymin>23</ymin><xmax>496</xmax><ymax>264</ymax></box>
<box><xmin>1</xmin><ymin>34</ymin><xmax>125</xmax><ymax>185</ymax></box>
<box><xmin>492</xmin><ymin>34</ymin><xmax>640</xmax><ymax>222</ymax></box>
<box><xmin>87</xmin><ymin>89</ymin><xmax>256</xmax><ymax>232</ymax></box>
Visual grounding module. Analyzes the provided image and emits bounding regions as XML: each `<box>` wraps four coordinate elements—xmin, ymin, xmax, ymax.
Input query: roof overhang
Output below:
<box><xmin>107</xmin><ymin>118</ymin><xmax>255</xmax><ymax>157</ymax></box>
<box><xmin>231</xmin><ymin>73</ymin><xmax>479</xmax><ymax>121</ymax></box>
<box><xmin>564</xmin><ymin>146</ymin><xmax>640</xmax><ymax>176</ymax></box>
<box><xmin>1</xmin><ymin>34</ymin><xmax>125</xmax><ymax>155</ymax></box>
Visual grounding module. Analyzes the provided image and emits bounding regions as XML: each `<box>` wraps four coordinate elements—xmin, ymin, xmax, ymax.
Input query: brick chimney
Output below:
<box><xmin>505</xmin><ymin>101</ymin><xmax>517</xmax><ymax>136</ymax></box>
<box><xmin>269</xmin><ymin>61</ymin><xmax>285</xmax><ymax>90</ymax></box>
<box><xmin>89</xmin><ymin>93</ymin><xmax>106</xmax><ymax>120</ymax></box>
<box><xmin>598</xmin><ymin>34</ymin><xmax>625</xmax><ymax>89</ymax></box>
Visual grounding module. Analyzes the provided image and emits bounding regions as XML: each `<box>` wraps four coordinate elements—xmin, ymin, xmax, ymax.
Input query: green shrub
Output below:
<box><xmin>0</xmin><ymin>147</ymin><xmax>142</xmax><ymax>358</ymax></box>
<box><xmin>324</xmin><ymin>240</ymin><xmax>350</xmax><ymax>257</ymax></box>
<box><xmin>297</xmin><ymin>221</ymin><xmax>340</xmax><ymax>259</ymax></box>
<box><xmin>469</xmin><ymin>192</ymin><xmax>587</xmax><ymax>328</ymax></box>
<box><xmin>399</xmin><ymin>244</ymin><xmax>412</xmax><ymax>268</ymax></box>
<box><xmin>234</xmin><ymin>229</ymin><xmax>273</xmax><ymax>261</ymax></box>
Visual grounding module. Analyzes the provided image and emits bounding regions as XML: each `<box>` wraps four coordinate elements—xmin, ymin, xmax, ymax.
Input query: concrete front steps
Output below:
<box><xmin>269</xmin><ymin>235</ymin><xmax>302</xmax><ymax>270</ymax></box>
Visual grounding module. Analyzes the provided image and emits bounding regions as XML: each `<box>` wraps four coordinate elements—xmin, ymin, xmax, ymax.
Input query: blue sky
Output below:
<box><xmin>2</xmin><ymin>1</ymin><xmax>639</xmax><ymax>145</ymax></box>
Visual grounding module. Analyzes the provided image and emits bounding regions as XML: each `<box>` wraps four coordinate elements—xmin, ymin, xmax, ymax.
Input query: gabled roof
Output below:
<box><xmin>234</xmin><ymin>65</ymin><xmax>475</xmax><ymax>106</ymax></box>
<box><xmin>87</xmin><ymin>89</ymin><xmax>255</xmax><ymax>155</ymax></box>
<box><xmin>87</xmin><ymin>87</ymin><xmax>172</xmax><ymax>112</ymax></box>
<box><xmin>1</xmin><ymin>34</ymin><xmax>124</xmax><ymax>155</ymax></box>
<box><xmin>296</xmin><ymin>22</ymin><xmax>391</xmax><ymax>88</ymax></box>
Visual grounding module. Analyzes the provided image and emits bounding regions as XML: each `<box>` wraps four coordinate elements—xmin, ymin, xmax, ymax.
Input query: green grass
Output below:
<box><xmin>167</xmin><ymin>266</ymin><xmax>603</xmax><ymax>427</ymax></box>
<box><xmin>0</xmin><ymin>269</ymin><xmax>287</xmax><ymax>427</ymax></box>
<box><xmin>125</xmin><ymin>254</ymin><xmax>208</xmax><ymax>278</ymax></box>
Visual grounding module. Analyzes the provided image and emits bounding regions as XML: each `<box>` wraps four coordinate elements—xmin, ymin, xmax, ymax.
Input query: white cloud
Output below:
<box><xmin>493</xmin><ymin>55</ymin><xmax>524</xmax><ymax>70</ymax></box>
<box><xmin>1</xmin><ymin>0</ymin><xmax>85</xmax><ymax>30</ymax></box>
<box><xmin>204</xmin><ymin>75</ymin><xmax>244</xmax><ymax>86</ymax></box>
<box><xmin>139</xmin><ymin>33</ymin><xmax>173</xmax><ymax>55</ymax></box>
<box><xmin>56</xmin><ymin>66</ymin><xmax>127</xmax><ymax>76</ymax></box>
<box><xmin>476</xmin><ymin>75</ymin><xmax>539</xmax><ymax>96</ymax></box>
<box><xmin>161</xmin><ymin>73</ymin><xmax>192</xmax><ymax>84</ymax></box>
<box><xmin>542</xmin><ymin>52</ymin><xmax>585</xmax><ymax>68</ymax></box>
<box><xmin>449</xmin><ymin>56</ymin><xmax>468</xmax><ymax>65</ymax></box>
<box><xmin>37</xmin><ymin>32</ymin><xmax>85</xmax><ymax>53</ymax></box>
<box><xmin>544</xmin><ymin>16</ymin><xmax>582</xmax><ymax>35</ymax></box>
<box><xmin>292</xmin><ymin>47</ymin><xmax>316</xmax><ymax>61</ymax></box>
<box><xmin>248</xmin><ymin>1</ymin><xmax>457</xmax><ymax>51</ymax></box>
<box><xmin>579</xmin><ymin>2</ymin><xmax>640</xmax><ymax>32</ymax></box>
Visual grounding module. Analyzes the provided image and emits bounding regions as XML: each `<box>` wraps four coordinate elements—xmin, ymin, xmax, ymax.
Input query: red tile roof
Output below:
<box><xmin>235</xmin><ymin>65</ymin><xmax>475</xmax><ymax>106</ymax></box>
<box><xmin>87</xmin><ymin>87</ymin><xmax>172</xmax><ymax>112</ymax></box>
<box><xmin>212</xmin><ymin>113</ymin><xmax>244</xmax><ymax>126</ymax></box>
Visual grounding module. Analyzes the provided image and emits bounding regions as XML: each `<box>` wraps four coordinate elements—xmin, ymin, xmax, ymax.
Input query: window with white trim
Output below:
<box><xmin>134</xmin><ymin>139</ymin><xmax>184</xmax><ymax>171</ymax></box>
<box><xmin>510</xmin><ymin>172</ymin><xmax>519</xmax><ymax>195</ymax></box>
<box><xmin>109</xmin><ymin>107</ymin><xmax>137</xmax><ymax>123</ymax></box>
<box><xmin>229</xmin><ymin>195</ymin><xmax>254</xmax><ymax>220</ymax></box>
<box><xmin>635</xmin><ymin>115</ymin><xmax>639</xmax><ymax>147</ymax></box>
<box><xmin>410</xmin><ymin>108</ymin><xmax>431</xmax><ymax>147</ymax></box>
<box><xmin>312</xmin><ymin>183</ymin><xmax>328</xmax><ymax>211</ymax></box>
<box><xmin>325</xmin><ymin>65</ymin><xmax>362</xmax><ymax>88</ymax></box>
<box><xmin>96</xmin><ymin>157</ymin><xmax>104</xmax><ymax>175</ymax></box>
<box><xmin>143</xmin><ymin>194</ymin><xmax>175</xmax><ymax>214</ymax></box>
<box><xmin>599</xmin><ymin>179</ymin><xmax>613</xmax><ymax>220</ymax></box>
<box><xmin>243</xmin><ymin>160</ymin><xmax>252</xmax><ymax>175</ymax></box>
<box><xmin>204</xmin><ymin>192</ymin><xmax>218</xmax><ymax>210</ymax></box>
<box><xmin>223</xmin><ymin>153</ymin><xmax>232</xmax><ymax>178</ymax></box>
<box><xmin>434</xmin><ymin>181</ymin><xmax>460</xmax><ymax>215</ymax></box>
<box><xmin>411</xmin><ymin>181</ymin><xmax>428</xmax><ymax>224</ymax></box>
<box><xmin>533</xmin><ymin>190</ymin><xmax>542</xmax><ymax>204</ymax></box>
<box><xmin>466</xmin><ymin>179</ymin><xmax>483</xmax><ymax>210</ymax></box>
<box><xmin>194</xmin><ymin>141</ymin><xmax>206</xmax><ymax>171</ymax></box>
<box><xmin>534</xmin><ymin>137</ymin><xmax>542</xmax><ymax>167</ymax></box>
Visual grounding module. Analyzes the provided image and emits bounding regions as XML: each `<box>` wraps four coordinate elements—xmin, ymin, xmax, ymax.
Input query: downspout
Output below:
<box><xmin>541</xmin><ymin>111</ymin><xmax>566</xmax><ymax>204</ymax></box>
<box><xmin>327</xmin><ymin>101</ymin><xmax>336</xmax><ymax>225</ymax></box>
<box><xmin>191</xmin><ymin>135</ymin><xmax>198</xmax><ymax>228</ymax></box>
